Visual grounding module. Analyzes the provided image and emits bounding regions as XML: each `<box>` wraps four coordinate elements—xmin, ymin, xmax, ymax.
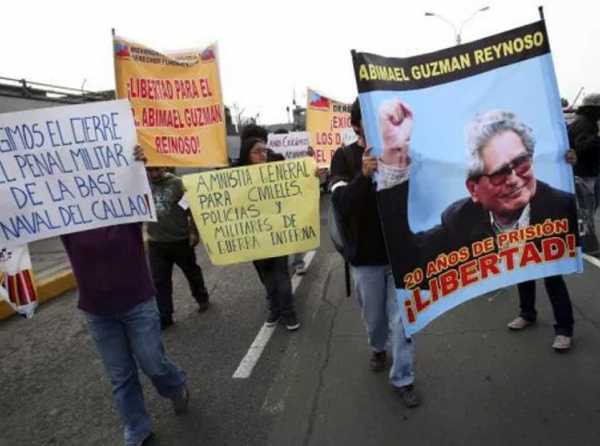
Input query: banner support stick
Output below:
<box><xmin>344</xmin><ymin>261</ymin><xmax>351</xmax><ymax>297</ymax></box>
<box><xmin>110</xmin><ymin>28</ymin><xmax>118</xmax><ymax>102</ymax></box>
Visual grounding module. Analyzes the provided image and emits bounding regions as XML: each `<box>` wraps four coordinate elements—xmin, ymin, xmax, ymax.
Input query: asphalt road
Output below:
<box><xmin>2</xmin><ymin>198</ymin><xmax>600</xmax><ymax>446</ymax></box>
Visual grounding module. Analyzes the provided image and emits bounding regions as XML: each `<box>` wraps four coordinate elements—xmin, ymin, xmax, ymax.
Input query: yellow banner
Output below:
<box><xmin>306</xmin><ymin>88</ymin><xmax>354</xmax><ymax>168</ymax></box>
<box><xmin>182</xmin><ymin>158</ymin><xmax>320</xmax><ymax>265</ymax></box>
<box><xmin>113</xmin><ymin>36</ymin><xmax>228</xmax><ymax>168</ymax></box>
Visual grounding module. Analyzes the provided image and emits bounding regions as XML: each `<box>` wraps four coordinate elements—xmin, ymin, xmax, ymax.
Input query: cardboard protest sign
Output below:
<box><xmin>267</xmin><ymin>131</ymin><xmax>311</xmax><ymax>160</ymax></box>
<box><xmin>306</xmin><ymin>89</ymin><xmax>354</xmax><ymax>168</ymax></box>
<box><xmin>353</xmin><ymin>20</ymin><xmax>582</xmax><ymax>335</ymax></box>
<box><xmin>183</xmin><ymin>158</ymin><xmax>320</xmax><ymax>265</ymax></box>
<box><xmin>0</xmin><ymin>100</ymin><xmax>156</xmax><ymax>247</ymax></box>
<box><xmin>0</xmin><ymin>245</ymin><xmax>37</xmax><ymax>318</ymax></box>
<box><xmin>114</xmin><ymin>36</ymin><xmax>228</xmax><ymax>168</ymax></box>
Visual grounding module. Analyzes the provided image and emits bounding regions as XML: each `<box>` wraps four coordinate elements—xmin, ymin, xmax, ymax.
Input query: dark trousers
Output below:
<box><xmin>517</xmin><ymin>275</ymin><xmax>574</xmax><ymax>336</ymax></box>
<box><xmin>148</xmin><ymin>240</ymin><xmax>209</xmax><ymax>320</ymax></box>
<box><xmin>253</xmin><ymin>256</ymin><xmax>295</xmax><ymax>317</ymax></box>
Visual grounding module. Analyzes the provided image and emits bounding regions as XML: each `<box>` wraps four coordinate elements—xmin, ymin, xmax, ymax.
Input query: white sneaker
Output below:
<box><xmin>507</xmin><ymin>316</ymin><xmax>533</xmax><ymax>330</ymax></box>
<box><xmin>552</xmin><ymin>335</ymin><xmax>572</xmax><ymax>351</ymax></box>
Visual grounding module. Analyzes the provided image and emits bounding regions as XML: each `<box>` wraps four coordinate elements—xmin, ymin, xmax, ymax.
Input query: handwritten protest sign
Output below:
<box><xmin>353</xmin><ymin>20</ymin><xmax>582</xmax><ymax>335</ymax></box>
<box><xmin>183</xmin><ymin>158</ymin><xmax>320</xmax><ymax>265</ymax></box>
<box><xmin>306</xmin><ymin>88</ymin><xmax>353</xmax><ymax>168</ymax></box>
<box><xmin>267</xmin><ymin>131</ymin><xmax>311</xmax><ymax>160</ymax></box>
<box><xmin>0</xmin><ymin>100</ymin><xmax>156</xmax><ymax>247</ymax></box>
<box><xmin>114</xmin><ymin>36</ymin><xmax>228</xmax><ymax>168</ymax></box>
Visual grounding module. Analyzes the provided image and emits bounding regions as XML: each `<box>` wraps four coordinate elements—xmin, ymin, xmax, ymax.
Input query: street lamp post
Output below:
<box><xmin>425</xmin><ymin>6</ymin><xmax>490</xmax><ymax>45</ymax></box>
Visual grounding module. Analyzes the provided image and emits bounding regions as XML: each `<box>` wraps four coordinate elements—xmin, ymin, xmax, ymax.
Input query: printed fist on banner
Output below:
<box><xmin>0</xmin><ymin>245</ymin><xmax>38</xmax><ymax>319</ymax></box>
<box><xmin>379</xmin><ymin>99</ymin><xmax>413</xmax><ymax>169</ymax></box>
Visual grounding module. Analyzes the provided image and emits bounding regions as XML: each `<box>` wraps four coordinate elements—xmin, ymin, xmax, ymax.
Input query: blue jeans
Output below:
<box><xmin>351</xmin><ymin>265</ymin><xmax>415</xmax><ymax>387</ymax></box>
<box><xmin>84</xmin><ymin>299</ymin><xmax>186</xmax><ymax>446</ymax></box>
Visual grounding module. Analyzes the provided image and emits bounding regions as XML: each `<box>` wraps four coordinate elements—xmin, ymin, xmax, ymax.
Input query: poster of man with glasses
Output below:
<box><xmin>352</xmin><ymin>20</ymin><xmax>582</xmax><ymax>335</ymax></box>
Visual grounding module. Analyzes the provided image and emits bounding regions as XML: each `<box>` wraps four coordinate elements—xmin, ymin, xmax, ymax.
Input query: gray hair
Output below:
<box><xmin>465</xmin><ymin>110</ymin><xmax>535</xmax><ymax>179</ymax></box>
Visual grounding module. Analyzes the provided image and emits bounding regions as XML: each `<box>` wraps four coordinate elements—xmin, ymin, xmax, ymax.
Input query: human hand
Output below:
<box><xmin>379</xmin><ymin>99</ymin><xmax>413</xmax><ymax>169</ymax></box>
<box><xmin>134</xmin><ymin>145</ymin><xmax>147</xmax><ymax>164</ymax></box>
<box><xmin>361</xmin><ymin>147</ymin><xmax>378</xmax><ymax>177</ymax></box>
<box><xmin>314</xmin><ymin>167</ymin><xmax>327</xmax><ymax>178</ymax></box>
<box><xmin>565</xmin><ymin>149</ymin><xmax>577</xmax><ymax>166</ymax></box>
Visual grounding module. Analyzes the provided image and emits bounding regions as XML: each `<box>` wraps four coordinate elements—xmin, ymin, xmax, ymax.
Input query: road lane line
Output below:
<box><xmin>583</xmin><ymin>253</ymin><xmax>600</xmax><ymax>269</ymax></box>
<box><xmin>232</xmin><ymin>324</ymin><xmax>277</xmax><ymax>379</ymax></box>
<box><xmin>232</xmin><ymin>250</ymin><xmax>316</xmax><ymax>379</ymax></box>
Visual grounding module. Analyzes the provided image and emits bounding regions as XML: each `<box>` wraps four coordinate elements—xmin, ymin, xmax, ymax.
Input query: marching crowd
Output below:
<box><xmin>57</xmin><ymin>94</ymin><xmax>600</xmax><ymax>446</ymax></box>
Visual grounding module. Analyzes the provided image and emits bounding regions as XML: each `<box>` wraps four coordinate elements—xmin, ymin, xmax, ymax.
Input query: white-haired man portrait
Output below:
<box><xmin>376</xmin><ymin>100</ymin><xmax>578</xmax><ymax>351</ymax></box>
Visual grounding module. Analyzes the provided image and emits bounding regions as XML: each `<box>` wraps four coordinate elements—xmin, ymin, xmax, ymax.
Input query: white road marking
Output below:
<box><xmin>232</xmin><ymin>324</ymin><xmax>277</xmax><ymax>379</ymax></box>
<box><xmin>232</xmin><ymin>250</ymin><xmax>316</xmax><ymax>379</ymax></box>
<box><xmin>583</xmin><ymin>253</ymin><xmax>600</xmax><ymax>269</ymax></box>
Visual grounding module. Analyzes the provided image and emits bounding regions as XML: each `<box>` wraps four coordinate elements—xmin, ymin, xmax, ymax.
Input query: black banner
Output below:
<box><xmin>352</xmin><ymin>21</ymin><xmax>550</xmax><ymax>92</ymax></box>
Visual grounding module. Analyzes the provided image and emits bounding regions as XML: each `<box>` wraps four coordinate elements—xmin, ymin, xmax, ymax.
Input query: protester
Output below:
<box><xmin>240</xmin><ymin>123</ymin><xmax>283</xmax><ymax>161</ymax></box>
<box><xmin>238</xmin><ymin>137</ymin><xmax>301</xmax><ymax>331</ymax></box>
<box><xmin>146</xmin><ymin>166</ymin><xmax>210</xmax><ymax>329</ymax></box>
<box><xmin>329</xmin><ymin>99</ymin><xmax>419</xmax><ymax>408</ymax></box>
<box><xmin>568</xmin><ymin>93</ymin><xmax>600</xmax><ymax>213</ymax></box>
<box><xmin>377</xmin><ymin>100</ymin><xmax>578</xmax><ymax>351</ymax></box>
<box><xmin>61</xmin><ymin>146</ymin><xmax>188</xmax><ymax>446</ymax></box>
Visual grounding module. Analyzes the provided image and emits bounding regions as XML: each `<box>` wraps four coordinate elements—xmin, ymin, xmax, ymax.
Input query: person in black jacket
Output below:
<box><xmin>568</xmin><ymin>93</ymin><xmax>600</xmax><ymax>254</ymax></box>
<box><xmin>568</xmin><ymin>93</ymin><xmax>600</xmax><ymax>212</ymax></box>
<box><xmin>377</xmin><ymin>100</ymin><xmax>578</xmax><ymax>351</ymax></box>
<box><xmin>329</xmin><ymin>99</ymin><xmax>419</xmax><ymax>408</ymax></box>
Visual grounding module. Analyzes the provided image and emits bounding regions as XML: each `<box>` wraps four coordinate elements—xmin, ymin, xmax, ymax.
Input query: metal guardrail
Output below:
<box><xmin>0</xmin><ymin>76</ymin><xmax>114</xmax><ymax>103</ymax></box>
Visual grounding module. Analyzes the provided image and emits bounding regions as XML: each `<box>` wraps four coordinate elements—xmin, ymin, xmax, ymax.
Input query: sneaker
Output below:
<box><xmin>396</xmin><ymin>384</ymin><xmax>421</xmax><ymax>408</ymax></box>
<box><xmin>369</xmin><ymin>351</ymin><xmax>387</xmax><ymax>372</ymax></box>
<box><xmin>172</xmin><ymin>385</ymin><xmax>189</xmax><ymax>415</ymax></box>
<box><xmin>507</xmin><ymin>316</ymin><xmax>534</xmax><ymax>330</ymax></box>
<box><xmin>197</xmin><ymin>301</ymin><xmax>210</xmax><ymax>313</ymax></box>
<box><xmin>160</xmin><ymin>316</ymin><xmax>174</xmax><ymax>330</ymax></box>
<box><xmin>135</xmin><ymin>431</ymin><xmax>154</xmax><ymax>446</ymax></box>
<box><xmin>282</xmin><ymin>313</ymin><xmax>301</xmax><ymax>331</ymax></box>
<box><xmin>265</xmin><ymin>312</ymin><xmax>280</xmax><ymax>327</ymax></box>
<box><xmin>552</xmin><ymin>335</ymin><xmax>572</xmax><ymax>352</ymax></box>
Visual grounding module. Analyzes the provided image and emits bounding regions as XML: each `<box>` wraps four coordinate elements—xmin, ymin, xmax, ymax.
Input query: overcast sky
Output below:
<box><xmin>3</xmin><ymin>0</ymin><xmax>598</xmax><ymax>124</ymax></box>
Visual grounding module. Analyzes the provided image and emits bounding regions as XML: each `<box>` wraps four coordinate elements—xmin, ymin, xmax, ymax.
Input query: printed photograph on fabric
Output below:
<box><xmin>354</xmin><ymin>21</ymin><xmax>583</xmax><ymax>335</ymax></box>
<box><xmin>375</xmin><ymin>99</ymin><xmax>578</xmax><ymax>276</ymax></box>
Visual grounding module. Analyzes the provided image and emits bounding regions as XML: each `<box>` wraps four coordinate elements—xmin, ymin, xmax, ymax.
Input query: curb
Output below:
<box><xmin>0</xmin><ymin>268</ymin><xmax>77</xmax><ymax>320</ymax></box>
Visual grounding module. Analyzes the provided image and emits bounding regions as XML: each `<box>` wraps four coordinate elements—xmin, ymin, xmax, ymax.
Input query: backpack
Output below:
<box><xmin>328</xmin><ymin>146</ymin><xmax>357</xmax><ymax>297</ymax></box>
<box><xmin>328</xmin><ymin>201</ymin><xmax>347</xmax><ymax>256</ymax></box>
<box><xmin>328</xmin><ymin>145</ymin><xmax>356</xmax><ymax>259</ymax></box>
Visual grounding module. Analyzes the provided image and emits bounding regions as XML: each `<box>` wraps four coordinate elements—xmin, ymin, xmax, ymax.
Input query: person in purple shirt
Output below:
<box><xmin>61</xmin><ymin>146</ymin><xmax>188</xmax><ymax>446</ymax></box>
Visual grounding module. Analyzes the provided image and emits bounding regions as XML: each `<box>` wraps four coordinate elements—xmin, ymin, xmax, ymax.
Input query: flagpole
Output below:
<box><xmin>111</xmin><ymin>28</ymin><xmax>119</xmax><ymax>100</ymax></box>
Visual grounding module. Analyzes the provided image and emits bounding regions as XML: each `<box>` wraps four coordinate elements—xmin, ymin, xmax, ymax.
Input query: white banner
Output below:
<box><xmin>0</xmin><ymin>100</ymin><xmax>156</xmax><ymax>247</ymax></box>
<box><xmin>267</xmin><ymin>131</ymin><xmax>311</xmax><ymax>159</ymax></box>
<box><xmin>341</xmin><ymin>127</ymin><xmax>358</xmax><ymax>146</ymax></box>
